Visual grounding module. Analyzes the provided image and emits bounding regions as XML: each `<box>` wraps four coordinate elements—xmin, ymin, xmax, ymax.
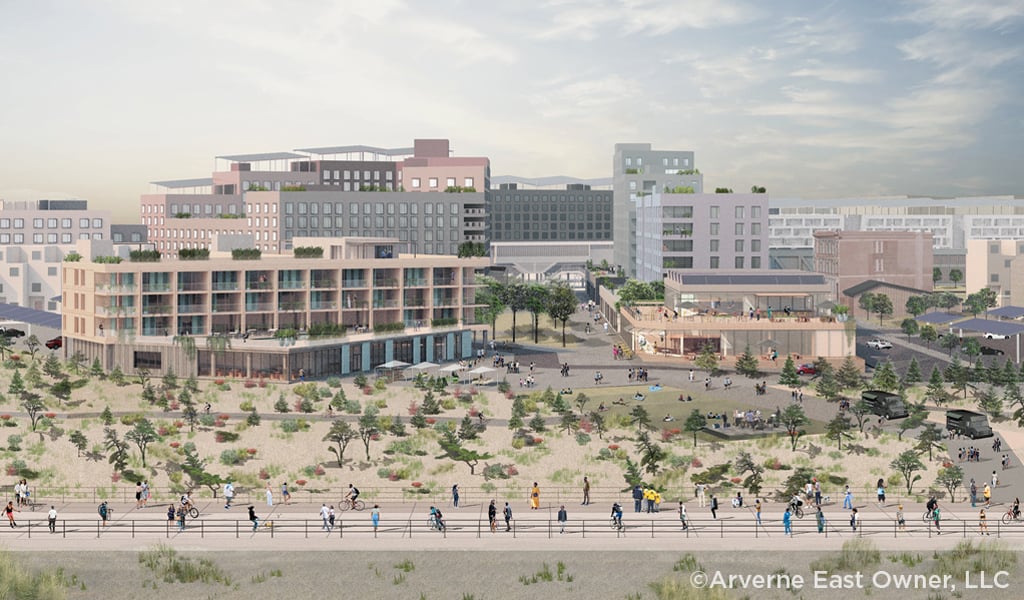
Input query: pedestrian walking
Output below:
<box><xmin>896</xmin><ymin>504</ymin><xmax>906</xmax><ymax>531</ymax></box>
<box><xmin>814</xmin><ymin>480</ymin><xmax>822</xmax><ymax>506</ymax></box>
<box><xmin>248</xmin><ymin>505</ymin><xmax>259</xmax><ymax>531</ymax></box>
<box><xmin>488</xmin><ymin>500</ymin><xmax>497</xmax><ymax>533</ymax></box>
<box><xmin>319</xmin><ymin>503</ymin><xmax>330</xmax><ymax>531</ymax></box>
<box><xmin>678</xmin><ymin>502</ymin><xmax>688</xmax><ymax>530</ymax></box>
<box><xmin>816</xmin><ymin>507</ymin><xmax>826</xmax><ymax>533</ymax></box>
<box><xmin>754</xmin><ymin>498</ymin><xmax>762</xmax><ymax>525</ymax></box>
<box><xmin>557</xmin><ymin>505</ymin><xmax>567</xmax><ymax>534</ymax></box>
<box><xmin>281</xmin><ymin>482</ymin><xmax>291</xmax><ymax>505</ymax></box>
<box><xmin>783</xmin><ymin>507</ymin><xmax>792</xmax><ymax>536</ymax></box>
<box><xmin>984</xmin><ymin>483</ymin><xmax>992</xmax><ymax>507</ymax></box>
<box><xmin>582</xmin><ymin>476</ymin><xmax>590</xmax><ymax>505</ymax></box>
<box><xmin>850</xmin><ymin>508</ymin><xmax>858</xmax><ymax>532</ymax></box>
<box><xmin>632</xmin><ymin>484</ymin><xmax>643</xmax><ymax>512</ymax></box>
<box><xmin>710</xmin><ymin>495</ymin><xmax>718</xmax><ymax>519</ymax></box>
<box><xmin>877</xmin><ymin>479</ymin><xmax>886</xmax><ymax>506</ymax></box>
<box><xmin>933</xmin><ymin>506</ymin><xmax>942</xmax><ymax>534</ymax></box>
<box><xmin>504</xmin><ymin>502</ymin><xmax>513</xmax><ymax>531</ymax></box>
<box><xmin>979</xmin><ymin>509</ymin><xmax>990</xmax><ymax>535</ymax></box>
<box><xmin>266</xmin><ymin>483</ymin><xmax>274</xmax><ymax>507</ymax></box>
<box><xmin>328</xmin><ymin>505</ymin><xmax>335</xmax><ymax>531</ymax></box>
<box><xmin>992</xmin><ymin>470</ymin><xmax>999</xmax><ymax>488</ymax></box>
<box><xmin>530</xmin><ymin>482</ymin><xmax>540</xmax><ymax>510</ymax></box>
<box><xmin>47</xmin><ymin>506</ymin><xmax>57</xmax><ymax>533</ymax></box>
<box><xmin>224</xmin><ymin>481</ymin><xmax>235</xmax><ymax>510</ymax></box>
<box><xmin>970</xmin><ymin>479</ymin><xmax>978</xmax><ymax>507</ymax></box>
<box><xmin>696</xmin><ymin>483</ymin><xmax>707</xmax><ymax>508</ymax></box>
<box><xmin>371</xmin><ymin>504</ymin><xmax>380</xmax><ymax>533</ymax></box>
<box><xmin>842</xmin><ymin>485</ymin><xmax>853</xmax><ymax>510</ymax></box>
<box><xmin>141</xmin><ymin>481</ymin><xmax>150</xmax><ymax>507</ymax></box>
<box><xmin>452</xmin><ymin>483</ymin><xmax>460</xmax><ymax>508</ymax></box>
<box><xmin>97</xmin><ymin>501</ymin><xmax>108</xmax><ymax>527</ymax></box>
<box><xmin>167</xmin><ymin>505</ymin><xmax>175</xmax><ymax>527</ymax></box>
<box><xmin>136</xmin><ymin>481</ymin><xmax>144</xmax><ymax>509</ymax></box>
<box><xmin>176</xmin><ymin>505</ymin><xmax>186</xmax><ymax>531</ymax></box>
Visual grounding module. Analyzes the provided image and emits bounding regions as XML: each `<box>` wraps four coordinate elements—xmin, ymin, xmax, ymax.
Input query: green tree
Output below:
<box><xmin>68</xmin><ymin>351</ymin><xmax>86</xmax><ymax>374</ymax></box>
<box><xmin>100</xmin><ymin>405</ymin><xmax>114</xmax><ymax>426</ymax></box>
<box><xmin>949</xmin><ymin>268</ymin><xmax>964</xmax><ymax>287</ymax></box>
<box><xmin>0</xmin><ymin>336</ymin><xmax>11</xmax><ymax>361</ymax></box>
<box><xmin>458</xmin><ymin>414</ymin><xmax>479</xmax><ymax>440</ymax></box>
<box><xmin>501</xmin><ymin>281</ymin><xmax>528</xmax><ymax>343</ymax></box>
<box><xmin>125</xmin><ymin>418</ymin><xmax>159</xmax><ymax>467</ymax></box>
<box><xmin>357</xmin><ymin>406</ymin><xmax>380</xmax><ymax>461</ymax></box>
<box><xmin>944</xmin><ymin>357</ymin><xmax>970</xmax><ymax>398</ymax></box>
<box><xmin>636</xmin><ymin>430</ymin><xmax>667</xmax><ymax>475</ymax></box>
<box><xmin>779</xmin><ymin>356</ymin><xmax>800</xmax><ymax>388</ymax></box>
<box><xmin>871</xmin><ymin>294</ymin><xmax>894</xmax><ymax>325</ymax></box>
<box><xmin>900</xmin><ymin>318</ymin><xmax>920</xmax><ymax>336</ymax></box>
<box><xmin>849</xmin><ymin>399</ymin><xmax>873</xmax><ymax>434</ymax></box>
<box><xmin>103</xmin><ymin>427</ymin><xmax>130</xmax><ymax>472</ymax></box>
<box><xmin>825</xmin><ymin>413</ymin><xmax>852</xmax><ymax>450</ymax></box>
<box><xmin>964</xmin><ymin>288</ymin><xmax>998</xmax><ymax>318</ymax></box>
<box><xmin>933</xmin><ymin>267</ymin><xmax>943</xmax><ymax>285</ymax></box>
<box><xmin>694</xmin><ymin>342</ymin><xmax>720</xmax><ymax>375</ymax></box>
<box><xmin>936</xmin><ymin>466</ymin><xmax>964</xmax><ymax>502</ymax></box>
<box><xmin>109</xmin><ymin>365</ymin><xmax>127</xmax><ymax>386</ymax></box>
<box><xmin>870</xmin><ymin>360</ymin><xmax>900</xmax><ymax>392</ymax></box>
<box><xmin>891</xmin><ymin>450</ymin><xmax>925</xmax><ymax>494</ymax></box>
<box><xmin>976</xmin><ymin>386</ymin><xmax>1004</xmax><ymax>419</ymax></box>
<box><xmin>919</xmin><ymin>324</ymin><xmax>938</xmax><ymax>347</ymax></box>
<box><xmin>43</xmin><ymin>353</ymin><xmax>62</xmax><ymax>379</ymax></box>
<box><xmin>51</xmin><ymin>377</ymin><xmax>72</xmax><ymax>405</ymax></box>
<box><xmin>69</xmin><ymin>430</ymin><xmax>88</xmax><ymax>457</ymax></box>
<box><xmin>857</xmin><ymin>292</ymin><xmax>877</xmax><ymax>320</ymax></box>
<box><xmin>683</xmin><ymin>409</ymin><xmax>707</xmax><ymax>447</ymax></box>
<box><xmin>915</xmin><ymin>422</ymin><xmax>945</xmax><ymax>461</ymax></box>
<box><xmin>905</xmin><ymin>296</ymin><xmax>929</xmax><ymax>318</ymax></box>
<box><xmin>574</xmin><ymin>392</ymin><xmax>591</xmax><ymax>416</ymax></box>
<box><xmin>836</xmin><ymin>356</ymin><xmax>864</xmax><ymax>390</ymax></box>
<box><xmin>324</xmin><ymin>419</ymin><xmax>356</xmax><ymax>466</ymax></box>
<box><xmin>529</xmin><ymin>411</ymin><xmax>546</xmax><ymax>433</ymax></box>
<box><xmin>589</xmin><ymin>410</ymin><xmax>607</xmax><ymax>440</ymax></box>
<box><xmin>8</xmin><ymin>370</ymin><xmax>24</xmax><ymax>397</ymax></box>
<box><xmin>546</xmin><ymin>281</ymin><xmax>579</xmax><ymax>347</ymax></box>
<box><xmin>474</xmin><ymin>276</ymin><xmax>507</xmax><ymax>342</ymax></box>
<box><xmin>524</xmin><ymin>283</ymin><xmax>550</xmax><ymax>344</ymax></box>
<box><xmin>961</xmin><ymin>337</ymin><xmax>982</xmax><ymax>360</ymax></box>
<box><xmin>457</xmin><ymin>241</ymin><xmax>487</xmax><ymax>257</ymax></box>
<box><xmin>25</xmin><ymin>362</ymin><xmax>43</xmax><ymax>389</ymax></box>
<box><xmin>814</xmin><ymin>361</ymin><xmax>841</xmax><ymax>401</ymax></box>
<box><xmin>735</xmin><ymin>346</ymin><xmax>761</xmax><ymax>378</ymax></box>
<box><xmin>21</xmin><ymin>393</ymin><xmax>46</xmax><ymax>431</ymax></box>
<box><xmin>629</xmin><ymin>405</ymin><xmax>651</xmax><ymax>434</ymax></box>
<box><xmin>780</xmin><ymin>404</ymin><xmax>809</xmax><ymax>451</ymax></box>
<box><xmin>23</xmin><ymin>334</ymin><xmax>41</xmax><ymax>360</ymax></box>
<box><xmin>411</xmin><ymin>408</ymin><xmax>428</xmax><ymax>430</ymax></box>
<box><xmin>89</xmin><ymin>358</ymin><xmax>105</xmax><ymax>380</ymax></box>
<box><xmin>436</xmin><ymin>428</ymin><xmax>492</xmax><ymax>475</ymax></box>
<box><xmin>897</xmin><ymin>404</ymin><xmax>926</xmax><ymax>441</ymax></box>
<box><xmin>925</xmin><ymin>366</ymin><xmax>952</xmax><ymax>406</ymax></box>
<box><xmin>181</xmin><ymin>446</ymin><xmax>225</xmax><ymax>497</ymax></box>
<box><xmin>905</xmin><ymin>357</ymin><xmax>922</xmax><ymax>386</ymax></box>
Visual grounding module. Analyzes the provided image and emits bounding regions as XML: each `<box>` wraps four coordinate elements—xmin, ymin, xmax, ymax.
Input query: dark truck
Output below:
<box><xmin>860</xmin><ymin>390</ymin><xmax>909</xmax><ymax>420</ymax></box>
<box><xmin>946</xmin><ymin>409</ymin><xmax>993</xmax><ymax>439</ymax></box>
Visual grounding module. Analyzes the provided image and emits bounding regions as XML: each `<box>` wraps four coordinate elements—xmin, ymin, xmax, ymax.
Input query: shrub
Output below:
<box><xmin>214</xmin><ymin>431</ymin><xmax>239</xmax><ymax>443</ymax></box>
<box><xmin>231</xmin><ymin>248</ymin><xmax>262</xmax><ymax>260</ymax></box>
<box><xmin>326</xmin><ymin>377</ymin><xmax>342</xmax><ymax>388</ymax></box>
<box><xmin>219</xmin><ymin>449</ymin><xmax>245</xmax><ymax>465</ymax></box>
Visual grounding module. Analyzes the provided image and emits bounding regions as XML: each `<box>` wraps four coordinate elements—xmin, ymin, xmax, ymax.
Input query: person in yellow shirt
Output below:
<box><xmin>530</xmin><ymin>482</ymin><xmax>540</xmax><ymax>510</ymax></box>
<box><xmin>652</xmin><ymin>490</ymin><xmax>662</xmax><ymax>512</ymax></box>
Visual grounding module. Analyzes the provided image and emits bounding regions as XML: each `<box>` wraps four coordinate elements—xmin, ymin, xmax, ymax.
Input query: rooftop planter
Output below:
<box><xmin>625</xmin><ymin>168</ymin><xmax>640</xmax><ymax>174</ymax></box>
<box><xmin>232</xmin><ymin>248</ymin><xmax>262</xmax><ymax>260</ymax></box>
<box><xmin>293</xmin><ymin>246</ymin><xmax>324</xmax><ymax>259</ymax></box>
<box><xmin>374</xmin><ymin>322</ymin><xmax>406</xmax><ymax>334</ymax></box>
<box><xmin>444</xmin><ymin>186</ymin><xmax>476</xmax><ymax>193</ymax></box>
<box><xmin>172</xmin><ymin>212</ymin><xmax>191</xmax><ymax>218</ymax></box>
<box><xmin>218</xmin><ymin>213</ymin><xmax>243</xmax><ymax>219</ymax></box>
<box><xmin>281</xmin><ymin>185</ymin><xmax>306</xmax><ymax>191</ymax></box>
<box><xmin>130</xmin><ymin>250</ymin><xmax>161</xmax><ymax>262</ymax></box>
<box><xmin>178</xmin><ymin>248</ymin><xmax>210</xmax><ymax>260</ymax></box>
<box><xmin>92</xmin><ymin>256</ymin><xmax>123</xmax><ymax>264</ymax></box>
<box><xmin>63</xmin><ymin>252</ymin><xmax>82</xmax><ymax>262</ymax></box>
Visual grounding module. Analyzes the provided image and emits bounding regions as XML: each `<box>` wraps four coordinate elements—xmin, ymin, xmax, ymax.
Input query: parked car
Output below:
<box><xmin>45</xmin><ymin>336</ymin><xmax>62</xmax><ymax>350</ymax></box>
<box><xmin>984</xmin><ymin>332</ymin><xmax>1009</xmax><ymax>340</ymax></box>
<box><xmin>0</xmin><ymin>327</ymin><xmax>25</xmax><ymax>338</ymax></box>
<box><xmin>866</xmin><ymin>339</ymin><xmax>893</xmax><ymax>349</ymax></box>
<box><xmin>980</xmin><ymin>346</ymin><xmax>1005</xmax><ymax>356</ymax></box>
<box><xmin>796</xmin><ymin>364</ymin><xmax>817</xmax><ymax>375</ymax></box>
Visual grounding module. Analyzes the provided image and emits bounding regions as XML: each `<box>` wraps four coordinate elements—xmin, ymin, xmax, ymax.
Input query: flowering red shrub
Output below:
<box><xmin>314</xmin><ymin>464</ymin><xmax>325</xmax><ymax>475</ymax></box>
<box><xmin>111</xmin><ymin>472</ymin><xmax>121</xmax><ymax>482</ymax></box>
<box><xmin>169</xmin><ymin>442</ymin><xmax>180</xmax><ymax>448</ymax></box>
<box><xmin>730</xmin><ymin>477</ymin><xmax>742</xmax><ymax>484</ymax></box>
<box><xmin>244</xmin><ymin>380</ymin><xmax>257</xmax><ymax>388</ymax></box>
<box><xmin>661</xmin><ymin>429</ymin><xmax>674</xmax><ymax>442</ymax></box>
<box><xmin>174</xmin><ymin>420</ymin><xmax>184</xmax><ymax>428</ymax></box>
<box><xmin>506</xmin><ymin>466</ymin><xmax>519</xmax><ymax>476</ymax></box>
<box><xmin>411</xmin><ymin>481</ymin><xmax>423</xmax><ymax>488</ymax></box>
<box><xmin>259</xmin><ymin>469</ymin><xmax>269</xmax><ymax>480</ymax></box>
<box><xmin>214</xmin><ymin>379</ymin><xmax>225</xmax><ymax>385</ymax></box>
<box><xmin>691</xmin><ymin>458</ymin><xmax>703</xmax><ymax>468</ymax></box>
<box><xmin>608</xmin><ymin>444</ymin><xmax>619</xmax><ymax>451</ymax></box>
<box><xmin>426</xmin><ymin>418</ymin><xmax>436</xmax><ymax>424</ymax></box>
<box><xmin>158</xmin><ymin>426</ymin><xmax>170</xmax><ymax>436</ymax></box>
<box><xmin>246</xmin><ymin>448</ymin><xmax>258</xmax><ymax>455</ymax></box>
<box><xmin>533</xmin><ymin>437</ymin><xmax>543</xmax><ymax>445</ymax></box>
<box><xmin>408</xmin><ymin>401</ymin><xmax>420</xmax><ymax>415</ymax></box>
<box><xmin>505</xmin><ymin>391</ymin><xmax>514</xmax><ymax>400</ymax></box>
<box><xmin>468</xmin><ymin>406</ymin><xmax>479</xmax><ymax>417</ymax></box>
<box><xmin>259</xmin><ymin>380</ymin><xmax>268</xmax><ymax>388</ymax></box>
<box><xmin>295</xmin><ymin>479</ymin><xmax>307</xmax><ymax>486</ymax></box>
<box><xmin>218</xmin><ymin>414</ymin><xmax>230</xmax><ymax>421</ymax></box>
<box><xmin>44</xmin><ymin>412</ymin><xmax>57</xmax><ymax>419</ymax></box>
<box><xmin>0</xmin><ymin>415</ymin><xmax>10</xmax><ymax>421</ymax></box>
<box><xmin>8</xmin><ymin>355</ymin><xmax>19</xmax><ymax>361</ymax></box>
<box><xmin>363</xmin><ymin>386</ymin><xmax>373</xmax><ymax>395</ymax></box>
<box><xmin>578</xmin><ymin>419</ymin><xmax>593</xmax><ymax>433</ymax></box>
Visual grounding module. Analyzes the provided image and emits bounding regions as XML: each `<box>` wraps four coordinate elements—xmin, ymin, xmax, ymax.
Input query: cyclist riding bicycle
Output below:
<box><xmin>345</xmin><ymin>484</ymin><xmax>360</xmax><ymax>510</ymax></box>
<box><xmin>789</xmin><ymin>494</ymin><xmax>803</xmax><ymax>511</ymax></box>
<box><xmin>429</xmin><ymin>506</ymin><xmax>446</xmax><ymax>531</ymax></box>
<box><xmin>180</xmin><ymin>492</ymin><xmax>193</xmax><ymax>511</ymax></box>
<box><xmin>611</xmin><ymin>502</ymin><xmax>623</xmax><ymax>528</ymax></box>
<box><xmin>926</xmin><ymin>496</ymin><xmax>938</xmax><ymax>519</ymax></box>
<box><xmin>1013</xmin><ymin>497</ymin><xmax>1020</xmax><ymax>520</ymax></box>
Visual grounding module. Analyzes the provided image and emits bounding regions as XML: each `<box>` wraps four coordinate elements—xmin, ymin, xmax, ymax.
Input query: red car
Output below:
<box><xmin>45</xmin><ymin>336</ymin><xmax>62</xmax><ymax>350</ymax></box>
<box><xmin>796</xmin><ymin>364</ymin><xmax>817</xmax><ymax>375</ymax></box>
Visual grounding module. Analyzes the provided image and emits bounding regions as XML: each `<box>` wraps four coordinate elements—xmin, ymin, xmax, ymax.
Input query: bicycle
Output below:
<box><xmin>922</xmin><ymin>510</ymin><xmax>936</xmax><ymax>524</ymax></box>
<box><xmin>339</xmin><ymin>499</ymin><xmax>365</xmax><ymax>512</ymax></box>
<box><xmin>609</xmin><ymin>517</ymin><xmax>624</xmax><ymax>531</ymax></box>
<box><xmin>427</xmin><ymin>516</ymin><xmax>446</xmax><ymax>531</ymax></box>
<box><xmin>789</xmin><ymin>503</ymin><xmax>804</xmax><ymax>519</ymax></box>
<box><xmin>1001</xmin><ymin>509</ymin><xmax>1022</xmax><ymax>525</ymax></box>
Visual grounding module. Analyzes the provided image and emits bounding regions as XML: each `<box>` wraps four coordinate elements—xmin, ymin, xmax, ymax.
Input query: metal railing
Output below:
<box><xmin>11</xmin><ymin>516</ymin><xmax>1021</xmax><ymax>541</ymax></box>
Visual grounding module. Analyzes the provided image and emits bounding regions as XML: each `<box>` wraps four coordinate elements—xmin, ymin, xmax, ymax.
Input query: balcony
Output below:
<box><xmin>373</xmin><ymin>278</ymin><xmax>398</xmax><ymax>288</ymax></box>
<box><xmin>311</xmin><ymin>279</ymin><xmax>337</xmax><ymax>289</ymax></box>
<box><xmin>342</xmin><ymin>278</ymin><xmax>367</xmax><ymax>288</ymax></box>
<box><xmin>403</xmin><ymin>278</ymin><xmax>427</xmax><ymax>287</ymax></box>
<box><xmin>211</xmin><ymin>304</ymin><xmax>240</xmax><ymax>313</ymax></box>
<box><xmin>244</xmin><ymin>303</ymin><xmax>276</xmax><ymax>312</ymax></box>
<box><xmin>177</xmin><ymin>282</ymin><xmax>207</xmax><ymax>292</ymax></box>
<box><xmin>142</xmin><ymin>304</ymin><xmax>172</xmax><ymax>315</ymax></box>
<box><xmin>310</xmin><ymin>301</ymin><xmax>338</xmax><ymax>310</ymax></box>
<box><xmin>98</xmin><ymin>305</ymin><xmax>137</xmax><ymax>317</ymax></box>
<box><xmin>246</xmin><ymin>281</ymin><xmax>272</xmax><ymax>290</ymax></box>
<box><xmin>96</xmin><ymin>284</ymin><xmax>136</xmax><ymax>294</ymax></box>
<box><xmin>178</xmin><ymin>304</ymin><xmax>206</xmax><ymax>315</ymax></box>
<box><xmin>142</xmin><ymin>283</ymin><xmax>171</xmax><ymax>293</ymax></box>
<box><xmin>212</xmin><ymin>282</ymin><xmax>240</xmax><ymax>291</ymax></box>
<box><xmin>278</xmin><ymin>281</ymin><xmax>306</xmax><ymax>290</ymax></box>
<box><xmin>372</xmin><ymin>299</ymin><xmax>399</xmax><ymax>308</ymax></box>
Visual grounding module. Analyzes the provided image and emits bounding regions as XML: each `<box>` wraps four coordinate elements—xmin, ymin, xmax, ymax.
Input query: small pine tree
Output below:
<box><xmin>89</xmin><ymin>358</ymin><xmax>105</xmax><ymax>379</ymax></box>
<box><xmin>925</xmin><ymin>366</ymin><xmax>951</xmax><ymax>406</ymax></box>
<box><xmin>274</xmin><ymin>393</ymin><xmax>290</xmax><ymax>413</ymax></box>
<box><xmin>529</xmin><ymin>411</ymin><xmax>546</xmax><ymax>433</ymax></box>
<box><xmin>836</xmin><ymin>355</ymin><xmax>864</xmax><ymax>390</ymax></box>
<box><xmin>977</xmin><ymin>387</ymin><xmax>1003</xmax><ymax>418</ymax></box>
<box><xmin>247</xmin><ymin>409</ymin><xmax>261</xmax><ymax>426</ymax></box>
<box><xmin>551</xmin><ymin>393</ymin><xmax>570</xmax><ymax>414</ymax></box>
<box><xmin>411</xmin><ymin>408</ymin><xmax>428</xmax><ymax>429</ymax></box>
<box><xmin>8</xmin><ymin>370</ymin><xmax>24</xmax><ymax>396</ymax></box>
<box><xmin>779</xmin><ymin>356</ymin><xmax>800</xmax><ymax>388</ymax></box>
<box><xmin>695</xmin><ymin>343</ymin><xmax>720</xmax><ymax>375</ymax></box>
<box><xmin>100</xmin><ymin>405</ymin><xmax>114</xmax><ymax>426</ymax></box>
<box><xmin>109</xmin><ymin>365</ymin><xmax>126</xmax><ymax>386</ymax></box>
<box><xmin>735</xmin><ymin>346</ymin><xmax>760</xmax><ymax>378</ymax></box>
<box><xmin>905</xmin><ymin>357</ymin><xmax>922</xmax><ymax>386</ymax></box>
<box><xmin>25</xmin><ymin>362</ymin><xmax>43</xmax><ymax>389</ymax></box>
<box><xmin>870</xmin><ymin>360</ymin><xmax>900</xmax><ymax>392</ymax></box>
<box><xmin>422</xmin><ymin>392</ymin><xmax>441</xmax><ymax>415</ymax></box>
<box><xmin>331</xmin><ymin>388</ymin><xmax>347</xmax><ymax>411</ymax></box>
<box><xmin>390</xmin><ymin>415</ymin><xmax>407</xmax><ymax>437</ymax></box>
<box><xmin>458</xmin><ymin>415</ymin><xmax>478</xmax><ymax>440</ymax></box>
<box><xmin>43</xmin><ymin>353</ymin><xmax>62</xmax><ymax>379</ymax></box>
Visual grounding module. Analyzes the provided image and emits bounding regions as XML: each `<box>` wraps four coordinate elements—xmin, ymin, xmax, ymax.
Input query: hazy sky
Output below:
<box><xmin>2</xmin><ymin>0</ymin><xmax>1023</xmax><ymax>222</ymax></box>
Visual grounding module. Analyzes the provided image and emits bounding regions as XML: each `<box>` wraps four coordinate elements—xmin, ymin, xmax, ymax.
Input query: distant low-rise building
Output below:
<box><xmin>814</xmin><ymin>230</ymin><xmax>933</xmax><ymax>309</ymax></box>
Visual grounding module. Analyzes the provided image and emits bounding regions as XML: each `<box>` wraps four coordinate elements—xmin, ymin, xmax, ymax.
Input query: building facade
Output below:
<box><xmin>61</xmin><ymin>237</ymin><xmax>488</xmax><ymax>377</ymax></box>
<box><xmin>814</xmin><ymin>230</ymin><xmax>934</xmax><ymax>305</ymax></box>
<box><xmin>613</xmin><ymin>144</ymin><xmax>702</xmax><ymax>277</ymax></box>
<box><xmin>634</xmin><ymin>192</ymin><xmax>769</xmax><ymax>282</ymax></box>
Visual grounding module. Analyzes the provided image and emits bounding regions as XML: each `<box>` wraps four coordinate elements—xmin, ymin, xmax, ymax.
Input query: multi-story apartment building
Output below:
<box><xmin>814</xmin><ymin>230</ymin><xmax>933</xmax><ymax>308</ymax></box>
<box><xmin>0</xmin><ymin>199</ymin><xmax>115</xmax><ymax>310</ymax></box>
<box><xmin>489</xmin><ymin>183</ymin><xmax>612</xmax><ymax>242</ymax></box>
<box><xmin>964</xmin><ymin>239</ymin><xmax>1024</xmax><ymax>306</ymax></box>
<box><xmin>613</xmin><ymin>144</ymin><xmax>702</xmax><ymax>277</ymax></box>
<box><xmin>142</xmin><ymin>140</ymin><xmax>489</xmax><ymax>256</ymax></box>
<box><xmin>634</xmin><ymin>192</ymin><xmax>769</xmax><ymax>282</ymax></box>
<box><xmin>61</xmin><ymin>237</ymin><xmax>487</xmax><ymax>378</ymax></box>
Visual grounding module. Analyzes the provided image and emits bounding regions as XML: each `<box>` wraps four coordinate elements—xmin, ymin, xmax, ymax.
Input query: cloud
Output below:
<box><xmin>900</xmin><ymin>0</ymin><xmax>1024</xmax><ymax>29</ymax></box>
<box><xmin>790</xmin><ymin>65</ymin><xmax>881</xmax><ymax>84</ymax></box>
<box><xmin>534</xmin><ymin>0</ymin><xmax>758</xmax><ymax>40</ymax></box>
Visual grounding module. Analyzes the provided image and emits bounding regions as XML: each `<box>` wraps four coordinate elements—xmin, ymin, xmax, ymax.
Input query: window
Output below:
<box><xmin>751</xmin><ymin>257</ymin><xmax>761</xmax><ymax>269</ymax></box>
<box><xmin>0</xmin><ymin>219</ymin><xmax>8</xmax><ymax>228</ymax></box>
<box><xmin>709</xmin><ymin>223</ymin><xmax>719</xmax><ymax>235</ymax></box>
<box><xmin>33</xmin><ymin>233</ymin><xmax>43</xmax><ymax>243</ymax></box>
<box><xmin>735</xmin><ymin>257</ymin><xmax>744</xmax><ymax>269</ymax></box>
<box><xmin>32</xmin><ymin>250</ymin><xmax>41</xmax><ymax>260</ymax></box>
<box><xmin>751</xmin><ymin>223</ymin><xmax>761</xmax><ymax>235</ymax></box>
<box><xmin>991</xmin><ymin>244</ymin><xmax>1000</xmax><ymax>253</ymax></box>
<box><xmin>34</xmin><ymin>218</ymin><xmax>44</xmax><ymax>228</ymax></box>
<box><xmin>735</xmin><ymin>239</ymin><xmax>744</xmax><ymax>252</ymax></box>
<box><xmin>735</xmin><ymin>223</ymin><xmax>744</xmax><ymax>235</ymax></box>
<box><xmin>428</xmin><ymin>178</ymin><xmax>438</xmax><ymax>188</ymax></box>
<box><xmin>446</xmin><ymin>178</ymin><xmax>456</xmax><ymax>187</ymax></box>
<box><xmin>751</xmin><ymin>240</ymin><xmax>761</xmax><ymax>252</ymax></box>
<box><xmin>709</xmin><ymin>240</ymin><xmax>719</xmax><ymax>252</ymax></box>
<box><xmin>464</xmin><ymin>177</ymin><xmax>474</xmax><ymax>188</ymax></box>
<box><xmin>31</xmin><ymin>283</ymin><xmax>41</xmax><ymax>292</ymax></box>
<box><xmin>709</xmin><ymin>257</ymin><xmax>719</xmax><ymax>269</ymax></box>
<box><xmin>751</xmin><ymin>206</ymin><xmax>761</xmax><ymax>218</ymax></box>
<box><xmin>61</xmin><ymin>233</ymin><xmax>71</xmax><ymax>243</ymax></box>
<box><xmin>412</xmin><ymin>178</ymin><xmax>421</xmax><ymax>189</ymax></box>
<box><xmin>0</xmin><ymin>234</ymin><xmax>8</xmax><ymax>244</ymax></box>
<box><xmin>735</xmin><ymin>206</ymin><xmax>744</xmax><ymax>219</ymax></box>
<box><xmin>626</xmin><ymin>157</ymin><xmax>632</xmax><ymax>167</ymax></box>
<box><xmin>992</xmin><ymin>273</ymin><xmax>1000</xmax><ymax>283</ymax></box>
<box><xmin>133</xmin><ymin>351</ymin><xmax>162</xmax><ymax>370</ymax></box>
<box><xmin>61</xmin><ymin>218</ymin><xmax>72</xmax><ymax>228</ymax></box>
<box><xmin>8</xmin><ymin>268</ymin><xmax>18</xmax><ymax>276</ymax></box>
<box><xmin>13</xmin><ymin>219</ymin><xmax>23</xmax><ymax>229</ymax></box>
<box><xmin>709</xmin><ymin>206</ymin><xmax>719</xmax><ymax>218</ymax></box>
<box><xmin>79</xmin><ymin>218</ymin><xmax>89</xmax><ymax>228</ymax></box>
<box><xmin>48</xmin><ymin>267</ymin><xmax>57</xmax><ymax>276</ymax></box>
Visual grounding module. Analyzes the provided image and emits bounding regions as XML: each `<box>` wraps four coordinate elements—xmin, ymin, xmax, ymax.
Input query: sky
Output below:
<box><xmin>1</xmin><ymin>0</ymin><xmax>1023</xmax><ymax>222</ymax></box>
